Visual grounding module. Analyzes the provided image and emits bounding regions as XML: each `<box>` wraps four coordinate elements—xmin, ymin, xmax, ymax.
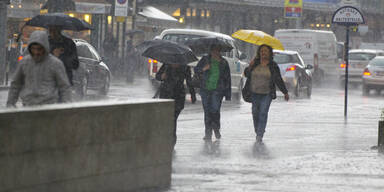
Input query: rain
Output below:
<box><xmin>1</xmin><ymin>0</ymin><xmax>384</xmax><ymax>191</ymax></box>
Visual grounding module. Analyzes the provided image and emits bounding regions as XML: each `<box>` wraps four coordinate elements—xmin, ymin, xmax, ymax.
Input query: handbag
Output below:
<box><xmin>191</xmin><ymin>73</ymin><xmax>202</xmax><ymax>88</ymax></box>
<box><xmin>242</xmin><ymin>78</ymin><xmax>252</xmax><ymax>103</ymax></box>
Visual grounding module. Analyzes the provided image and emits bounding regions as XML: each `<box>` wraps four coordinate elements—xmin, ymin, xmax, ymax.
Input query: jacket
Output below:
<box><xmin>244</xmin><ymin>59</ymin><xmax>288</xmax><ymax>99</ymax></box>
<box><xmin>49</xmin><ymin>34</ymin><xmax>79</xmax><ymax>85</ymax></box>
<box><xmin>194</xmin><ymin>55</ymin><xmax>232</xmax><ymax>100</ymax></box>
<box><xmin>7</xmin><ymin>31</ymin><xmax>72</xmax><ymax>106</ymax></box>
<box><xmin>156</xmin><ymin>64</ymin><xmax>196</xmax><ymax>111</ymax></box>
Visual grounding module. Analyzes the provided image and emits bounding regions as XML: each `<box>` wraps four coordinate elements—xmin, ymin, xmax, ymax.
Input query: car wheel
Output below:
<box><xmin>99</xmin><ymin>75</ymin><xmax>110</xmax><ymax>96</ymax></box>
<box><xmin>294</xmin><ymin>78</ymin><xmax>301</xmax><ymax>97</ymax></box>
<box><xmin>362</xmin><ymin>84</ymin><xmax>370</xmax><ymax>96</ymax></box>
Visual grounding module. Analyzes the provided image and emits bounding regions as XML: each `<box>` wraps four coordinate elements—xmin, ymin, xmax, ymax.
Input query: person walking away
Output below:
<box><xmin>244</xmin><ymin>44</ymin><xmax>289</xmax><ymax>144</ymax></box>
<box><xmin>125</xmin><ymin>39</ymin><xmax>138</xmax><ymax>83</ymax></box>
<box><xmin>194</xmin><ymin>46</ymin><xmax>231</xmax><ymax>141</ymax></box>
<box><xmin>156</xmin><ymin>63</ymin><xmax>196</xmax><ymax>149</ymax></box>
<box><xmin>6</xmin><ymin>31</ymin><xmax>71</xmax><ymax>107</ymax></box>
<box><xmin>48</xmin><ymin>26</ymin><xmax>79</xmax><ymax>85</ymax></box>
<box><xmin>103</xmin><ymin>35</ymin><xmax>117</xmax><ymax>73</ymax></box>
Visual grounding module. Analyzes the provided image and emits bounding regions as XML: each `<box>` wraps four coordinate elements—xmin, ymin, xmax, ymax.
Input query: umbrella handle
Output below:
<box><xmin>16</xmin><ymin>25</ymin><xmax>26</xmax><ymax>43</ymax></box>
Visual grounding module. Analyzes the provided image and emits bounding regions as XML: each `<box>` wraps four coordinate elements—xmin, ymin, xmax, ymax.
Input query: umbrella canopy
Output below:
<box><xmin>232</xmin><ymin>29</ymin><xmax>284</xmax><ymax>50</ymax></box>
<box><xmin>183</xmin><ymin>36</ymin><xmax>233</xmax><ymax>55</ymax></box>
<box><xmin>141</xmin><ymin>40</ymin><xmax>198</xmax><ymax>65</ymax></box>
<box><xmin>25</xmin><ymin>13</ymin><xmax>93</xmax><ymax>31</ymax></box>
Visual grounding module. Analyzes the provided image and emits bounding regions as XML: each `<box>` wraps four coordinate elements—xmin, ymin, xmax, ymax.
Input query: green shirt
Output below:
<box><xmin>206</xmin><ymin>58</ymin><xmax>220</xmax><ymax>90</ymax></box>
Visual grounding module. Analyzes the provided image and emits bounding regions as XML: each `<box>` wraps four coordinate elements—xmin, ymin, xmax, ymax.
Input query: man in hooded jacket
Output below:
<box><xmin>7</xmin><ymin>31</ymin><xmax>71</xmax><ymax>107</ymax></box>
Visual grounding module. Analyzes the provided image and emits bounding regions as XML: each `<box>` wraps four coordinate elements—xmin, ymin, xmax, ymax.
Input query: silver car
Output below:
<box><xmin>362</xmin><ymin>56</ymin><xmax>384</xmax><ymax>95</ymax></box>
<box><xmin>339</xmin><ymin>49</ymin><xmax>384</xmax><ymax>87</ymax></box>
<box><xmin>273</xmin><ymin>50</ymin><xmax>313</xmax><ymax>98</ymax></box>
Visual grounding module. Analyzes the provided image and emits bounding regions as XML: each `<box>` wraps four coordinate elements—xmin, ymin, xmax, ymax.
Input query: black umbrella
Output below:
<box><xmin>25</xmin><ymin>13</ymin><xmax>93</xmax><ymax>31</ymax></box>
<box><xmin>184</xmin><ymin>36</ymin><xmax>233</xmax><ymax>55</ymax></box>
<box><xmin>141</xmin><ymin>40</ymin><xmax>198</xmax><ymax>65</ymax></box>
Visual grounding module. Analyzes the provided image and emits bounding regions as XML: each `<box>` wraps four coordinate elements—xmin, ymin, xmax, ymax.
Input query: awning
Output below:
<box><xmin>138</xmin><ymin>6</ymin><xmax>178</xmax><ymax>22</ymax></box>
<box><xmin>75</xmin><ymin>2</ymin><xmax>111</xmax><ymax>14</ymax></box>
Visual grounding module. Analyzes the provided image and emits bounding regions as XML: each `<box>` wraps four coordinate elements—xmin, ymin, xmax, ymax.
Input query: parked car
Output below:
<box><xmin>72</xmin><ymin>39</ymin><xmax>111</xmax><ymax>96</ymax></box>
<box><xmin>148</xmin><ymin>28</ymin><xmax>248</xmax><ymax>101</ymax></box>
<box><xmin>362</xmin><ymin>56</ymin><xmax>384</xmax><ymax>95</ymax></box>
<box><xmin>273</xmin><ymin>50</ymin><xmax>313</xmax><ymax>97</ymax></box>
<box><xmin>339</xmin><ymin>49</ymin><xmax>384</xmax><ymax>87</ymax></box>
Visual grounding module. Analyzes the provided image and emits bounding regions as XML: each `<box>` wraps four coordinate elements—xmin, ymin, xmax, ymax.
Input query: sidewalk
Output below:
<box><xmin>167</xmin><ymin>87</ymin><xmax>384</xmax><ymax>192</ymax></box>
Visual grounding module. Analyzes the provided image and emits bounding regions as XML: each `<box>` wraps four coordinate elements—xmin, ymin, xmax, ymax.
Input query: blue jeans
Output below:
<box><xmin>200</xmin><ymin>89</ymin><xmax>224</xmax><ymax>136</ymax></box>
<box><xmin>251</xmin><ymin>93</ymin><xmax>272</xmax><ymax>137</ymax></box>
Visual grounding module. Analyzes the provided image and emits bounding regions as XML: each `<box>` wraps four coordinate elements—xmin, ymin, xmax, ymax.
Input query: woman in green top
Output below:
<box><xmin>194</xmin><ymin>46</ymin><xmax>232</xmax><ymax>140</ymax></box>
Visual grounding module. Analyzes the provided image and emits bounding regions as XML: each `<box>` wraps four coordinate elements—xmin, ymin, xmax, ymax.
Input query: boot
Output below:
<box><xmin>213</xmin><ymin>129</ymin><xmax>221</xmax><ymax>139</ymax></box>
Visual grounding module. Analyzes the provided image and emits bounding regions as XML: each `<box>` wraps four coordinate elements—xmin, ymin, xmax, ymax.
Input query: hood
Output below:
<box><xmin>27</xmin><ymin>30</ymin><xmax>50</xmax><ymax>56</ymax></box>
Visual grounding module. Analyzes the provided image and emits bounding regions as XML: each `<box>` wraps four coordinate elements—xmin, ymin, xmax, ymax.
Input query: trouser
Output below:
<box><xmin>251</xmin><ymin>93</ymin><xmax>272</xmax><ymax>138</ymax></box>
<box><xmin>200</xmin><ymin>89</ymin><xmax>224</xmax><ymax>137</ymax></box>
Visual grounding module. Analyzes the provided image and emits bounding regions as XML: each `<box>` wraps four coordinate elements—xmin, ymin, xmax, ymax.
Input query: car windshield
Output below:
<box><xmin>274</xmin><ymin>53</ymin><xmax>298</xmax><ymax>64</ymax></box>
<box><xmin>349</xmin><ymin>52</ymin><xmax>377</xmax><ymax>61</ymax></box>
<box><xmin>369</xmin><ymin>58</ymin><xmax>384</xmax><ymax>67</ymax></box>
<box><xmin>162</xmin><ymin>34</ymin><xmax>204</xmax><ymax>43</ymax></box>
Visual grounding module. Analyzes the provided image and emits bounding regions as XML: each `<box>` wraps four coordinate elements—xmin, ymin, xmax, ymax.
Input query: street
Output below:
<box><xmin>1</xmin><ymin>77</ymin><xmax>383</xmax><ymax>191</ymax></box>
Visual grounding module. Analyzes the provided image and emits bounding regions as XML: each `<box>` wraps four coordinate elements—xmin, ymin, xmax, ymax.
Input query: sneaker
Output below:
<box><xmin>256</xmin><ymin>136</ymin><xmax>263</xmax><ymax>143</ymax></box>
<box><xmin>203</xmin><ymin>135</ymin><xmax>212</xmax><ymax>141</ymax></box>
<box><xmin>213</xmin><ymin>129</ymin><xmax>221</xmax><ymax>139</ymax></box>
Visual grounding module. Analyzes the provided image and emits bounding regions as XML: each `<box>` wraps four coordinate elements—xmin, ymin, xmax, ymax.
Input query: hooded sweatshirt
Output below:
<box><xmin>7</xmin><ymin>31</ymin><xmax>71</xmax><ymax>106</ymax></box>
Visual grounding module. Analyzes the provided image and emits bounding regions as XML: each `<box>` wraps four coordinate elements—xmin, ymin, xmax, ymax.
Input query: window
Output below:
<box><xmin>349</xmin><ymin>52</ymin><xmax>376</xmax><ymax>61</ymax></box>
<box><xmin>163</xmin><ymin>34</ymin><xmax>203</xmax><ymax>43</ymax></box>
<box><xmin>274</xmin><ymin>53</ymin><xmax>299</xmax><ymax>64</ymax></box>
<box><xmin>77</xmin><ymin>44</ymin><xmax>97</xmax><ymax>60</ymax></box>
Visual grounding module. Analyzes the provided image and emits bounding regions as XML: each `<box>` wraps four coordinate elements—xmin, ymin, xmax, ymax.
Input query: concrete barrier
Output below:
<box><xmin>0</xmin><ymin>100</ymin><xmax>174</xmax><ymax>192</ymax></box>
<box><xmin>379</xmin><ymin>121</ymin><xmax>384</xmax><ymax>153</ymax></box>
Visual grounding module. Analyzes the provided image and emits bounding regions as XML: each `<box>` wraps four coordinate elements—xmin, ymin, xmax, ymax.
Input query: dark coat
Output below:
<box><xmin>49</xmin><ymin>35</ymin><xmax>79</xmax><ymax>85</ymax></box>
<box><xmin>194</xmin><ymin>55</ymin><xmax>232</xmax><ymax>100</ymax></box>
<box><xmin>244</xmin><ymin>59</ymin><xmax>288</xmax><ymax>99</ymax></box>
<box><xmin>156</xmin><ymin>64</ymin><xmax>196</xmax><ymax>112</ymax></box>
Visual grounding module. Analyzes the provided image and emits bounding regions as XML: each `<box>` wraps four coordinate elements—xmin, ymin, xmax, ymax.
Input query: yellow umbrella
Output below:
<box><xmin>232</xmin><ymin>29</ymin><xmax>284</xmax><ymax>50</ymax></box>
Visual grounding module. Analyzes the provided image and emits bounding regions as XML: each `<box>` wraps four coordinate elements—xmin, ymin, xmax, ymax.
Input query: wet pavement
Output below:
<box><xmin>1</xmin><ymin>77</ymin><xmax>384</xmax><ymax>191</ymax></box>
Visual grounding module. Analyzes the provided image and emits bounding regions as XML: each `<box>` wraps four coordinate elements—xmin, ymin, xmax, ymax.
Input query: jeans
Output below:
<box><xmin>251</xmin><ymin>93</ymin><xmax>272</xmax><ymax>138</ymax></box>
<box><xmin>200</xmin><ymin>89</ymin><xmax>224</xmax><ymax>137</ymax></box>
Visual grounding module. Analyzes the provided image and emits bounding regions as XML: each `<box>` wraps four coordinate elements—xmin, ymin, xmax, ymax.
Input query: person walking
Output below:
<box><xmin>155</xmin><ymin>63</ymin><xmax>196</xmax><ymax>148</ymax></box>
<box><xmin>244</xmin><ymin>44</ymin><xmax>289</xmax><ymax>144</ymax></box>
<box><xmin>48</xmin><ymin>26</ymin><xmax>79</xmax><ymax>85</ymax></box>
<box><xmin>194</xmin><ymin>46</ymin><xmax>231</xmax><ymax>141</ymax></box>
<box><xmin>7</xmin><ymin>31</ymin><xmax>72</xmax><ymax>107</ymax></box>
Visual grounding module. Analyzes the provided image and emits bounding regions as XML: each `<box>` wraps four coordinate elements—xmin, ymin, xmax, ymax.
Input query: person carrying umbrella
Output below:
<box><xmin>48</xmin><ymin>26</ymin><xmax>79</xmax><ymax>85</ymax></box>
<box><xmin>23</xmin><ymin>13</ymin><xmax>92</xmax><ymax>85</ymax></box>
<box><xmin>140</xmin><ymin>39</ymin><xmax>198</xmax><ymax>149</ymax></box>
<box><xmin>244</xmin><ymin>44</ymin><xmax>289</xmax><ymax>144</ymax></box>
<box><xmin>156</xmin><ymin>63</ymin><xmax>196</xmax><ymax>149</ymax></box>
<box><xmin>232</xmin><ymin>29</ymin><xmax>289</xmax><ymax>144</ymax></box>
<box><xmin>194</xmin><ymin>45</ymin><xmax>232</xmax><ymax>141</ymax></box>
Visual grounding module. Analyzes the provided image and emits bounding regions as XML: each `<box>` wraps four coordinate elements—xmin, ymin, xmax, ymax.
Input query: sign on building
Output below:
<box><xmin>284</xmin><ymin>0</ymin><xmax>303</xmax><ymax>18</ymax></box>
<box><xmin>332</xmin><ymin>6</ymin><xmax>364</xmax><ymax>25</ymax></box>
<box><xmin>114</xmin><ymin>0</ymin><xmax>128</xmax><ymax>17</ymax></box>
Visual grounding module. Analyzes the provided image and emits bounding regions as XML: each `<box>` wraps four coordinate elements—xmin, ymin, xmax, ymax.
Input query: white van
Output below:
<box><xmin>274</xmin><ymin>29</ymin><xmax>340</xmax><ymax>83</ymax></box>
<box><xmin>148</xmin><ymin>29</ymin><xmax>248</xmax><ymax>100</ymax></box>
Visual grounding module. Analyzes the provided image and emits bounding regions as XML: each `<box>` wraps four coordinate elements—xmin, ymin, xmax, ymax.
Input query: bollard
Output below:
<box><xmin>379</xmin><ymin>121</ymin><xmax>384</xmax><ymax>153</ymax></box>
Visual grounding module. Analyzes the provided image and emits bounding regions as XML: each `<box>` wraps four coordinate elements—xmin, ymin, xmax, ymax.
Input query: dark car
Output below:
<box><xmin>73</xmin><ymin>39</ymin><xmax>111</xmax><ymax>96</ymax></box>
<box><xmin>273</xmin><ymin>50</ymin><xmax>313</xmax><ymax>98</ymax></box>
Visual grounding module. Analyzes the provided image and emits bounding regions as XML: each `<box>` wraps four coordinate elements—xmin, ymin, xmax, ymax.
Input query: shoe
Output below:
<box><xmin>213</xmin><ymin>129</ymin><xmax>221</xmax><ymax>139</ymax></box>
<box><xmin>203</xmin><ymin>135</ymin><xmax>212</xmax><ymax>141</ymax></box>
<box><xmin>256</xmin><ymin>136</ymin><xmax>263</xmax><ymax>143</ymax></box>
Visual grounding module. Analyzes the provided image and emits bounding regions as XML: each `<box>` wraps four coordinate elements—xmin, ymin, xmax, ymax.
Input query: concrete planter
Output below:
<box><xmin>379</xmin><ymin>120</ymin><xmax>384</xmax><ymax>153</ymax></box>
